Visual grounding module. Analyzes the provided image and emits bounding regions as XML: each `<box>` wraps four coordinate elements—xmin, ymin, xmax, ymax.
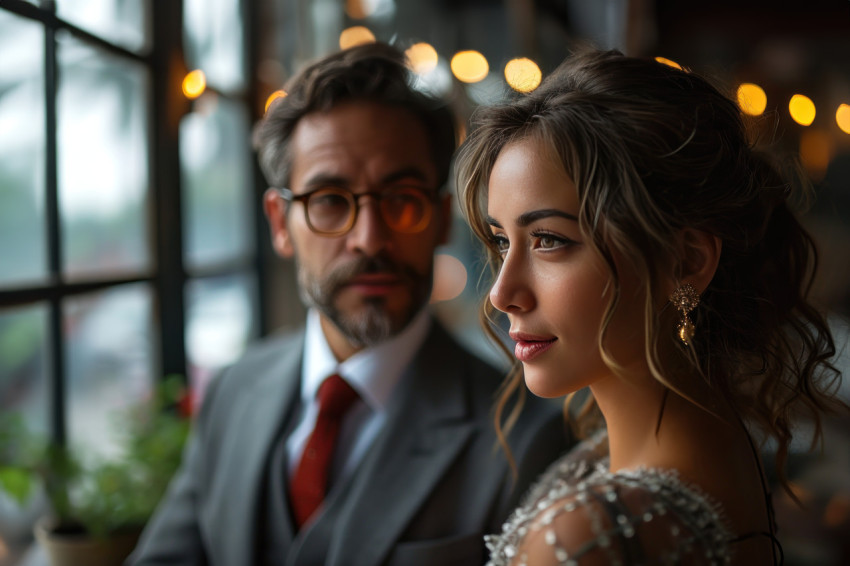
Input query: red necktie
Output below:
<box><xmin>289</xmin><ymin>374</ymin><xmax>359</xmax><ymax>528</ymax></box>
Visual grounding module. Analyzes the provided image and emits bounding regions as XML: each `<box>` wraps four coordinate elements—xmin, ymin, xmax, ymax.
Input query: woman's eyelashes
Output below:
<box><xmin>489</xmin><ymin>230</ymin><xmax>578</xmax><ymax>256</ymax></box>
<box><xmin>531</xmin><ymin>230</ymin><xmax>577</xmax><ymax>250</ymax></box>
<box><xmin>490</xmin><ymin>233</ymin><xmax>510</xmax><ymax>255</ymax></box>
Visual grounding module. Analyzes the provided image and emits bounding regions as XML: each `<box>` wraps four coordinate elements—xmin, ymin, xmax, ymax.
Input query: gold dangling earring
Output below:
<box><xmin>669</xmin><ymin>283</ymin><xmax>699</xmax><ymax>346</ymax></box>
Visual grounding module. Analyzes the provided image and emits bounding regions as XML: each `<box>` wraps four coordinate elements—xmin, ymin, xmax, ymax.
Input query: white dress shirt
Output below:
<box><xmin>285</xmin><ymin>307</ymin><xmax>432</xmax><ymax>486</ymax></box>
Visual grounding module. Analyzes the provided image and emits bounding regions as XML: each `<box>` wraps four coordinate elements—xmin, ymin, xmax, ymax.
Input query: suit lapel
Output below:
<box><xmin>215</xmin><ymin>333</ymin><xmax>303</xmax><ymax>564</ymax></box>
<box><xmin>325</xmin><ymin>325</ymin><xmax>479</xmax><ymax>566</ymax></box>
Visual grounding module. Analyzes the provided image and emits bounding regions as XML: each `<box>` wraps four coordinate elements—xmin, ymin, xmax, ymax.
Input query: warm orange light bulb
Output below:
<box><xmin>737</xmin><ymin>83</ymin><xmax>767</xmax><ymax>116</ymax></box>
<box><xmin>406</xmin><ymin>42</ymin><xmax>439</xmax><ymax>75</ymax></box>
<box><xmin>339</xmin><ymin>26</ymin><xmax>376</xmax><ymax>50</ymax></box>
<box><xmin>655</xmin><ymin>56</ymin><xmax>682</xmax><ymax>70</ymax></box>
<box><xmin>430</xmin><ymin>253</ymin><xmax>468</xmax><ymax>303</ymax></box>
<box><xmin>789</xmin><ymin>94</ymin><xmax>816</xmax><ymax>126</ymax></box>
<box><xmin>182</xmin><ymin>69</ymin><xmax>206</xmax><ymax>99</ymax></box>
<box><xmin>450</xmin><ymin>50</ymin><xmax>489</xmax><ymax>84</ymax></box>
<box><xmin>504</xmin><ymin>58</ymin><xmax>542</xmax><ymax>93</ymax></box>
<box><xmin>836</xmin><ymin>103</ymin><xmax>850</xmax><ymax>135</ymax></box>
<box><xmin>264</xmin><ymin>90</ymin><xmax>287</xmax><ymax>113</ymax></box>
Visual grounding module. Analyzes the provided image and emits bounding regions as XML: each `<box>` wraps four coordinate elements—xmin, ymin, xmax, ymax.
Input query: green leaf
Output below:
<box><xmin>0</xmin><ymin>466</ymin><xmax>33</xmax><ymax>504</ymax></box>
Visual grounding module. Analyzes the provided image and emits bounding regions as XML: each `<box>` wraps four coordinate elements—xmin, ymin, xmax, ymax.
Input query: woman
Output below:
<box><xmin>456</xmin><ymin>49</ymin><xmax>847</xmax><ymax>565</ymax></box>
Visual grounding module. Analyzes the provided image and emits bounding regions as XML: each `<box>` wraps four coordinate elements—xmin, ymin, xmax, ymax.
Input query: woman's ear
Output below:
<box><xmin>675</xmin><ymin>228</ymin><xmax>722</xmax><ymax>293</ymax></box>
<box><xmin>263</xmin><ymin>188</ymin><xmax>295</xmax><ymax>258</ymax></box>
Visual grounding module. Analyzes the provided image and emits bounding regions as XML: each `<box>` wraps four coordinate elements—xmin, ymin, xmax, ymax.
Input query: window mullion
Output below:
<box><xmin>43</xmin><ymin>13</ymin><xmax>66</xmax><ymax>446</ymax></box>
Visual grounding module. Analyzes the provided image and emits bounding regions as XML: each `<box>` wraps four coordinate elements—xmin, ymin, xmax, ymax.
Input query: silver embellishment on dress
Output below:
<box><xmin>484</xmin><ymin>429</ymin><xmax>735</xmax><ymax>566</ymax></box>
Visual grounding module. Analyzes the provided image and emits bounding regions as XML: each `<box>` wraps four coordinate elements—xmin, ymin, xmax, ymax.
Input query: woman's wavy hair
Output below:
<box><xmin>455</xmin><ymin>48</ymin><xmax>846</xmax><ymax>493</ymax></box>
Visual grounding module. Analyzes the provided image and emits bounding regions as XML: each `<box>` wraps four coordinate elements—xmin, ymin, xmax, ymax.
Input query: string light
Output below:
<box><xmin>339</xmin><ymin>26</ymin><xmax>376</xmax><ymax>50</ymax></box>
<box><xmin>655</xmin><ymin>56</ymin><xmax>682</xmax><ymax>70</ymax></box>
<box><xmin>789</xmin><ymin>94</ymin><xmax>816</xmax><ymax>126</ymax></box>
<box><xmin>737</xmin><ymin>83</ymin><xmax>767</xmax><ymax>116</ymax></box>
<box><xmin>504</xmin><ymin>58</ymin><xmax>542</xmax><ymax>93</ymax></box>
<box><xmin>450</xmin><ymin>50</ymin><xmax>489</xmax><ymax>84</ymax></box>
<box><xmin>406</xmin><ymin>42</ymin><xmax>439</xmax><ymax>75</ymax></box>
<box><xmin>182</xmin><ymin>70</ymin><xmax>206</xmax><ymax>99</ymax></box>
<box><xmin>264</xmin><ymin>90</ymin><xmax>287</xmax><ymax>113</ymax></box>
<box><xmin>836</xmin><ymin>103</ymin><xmax>850</xmax><ymax>135</ymax></box>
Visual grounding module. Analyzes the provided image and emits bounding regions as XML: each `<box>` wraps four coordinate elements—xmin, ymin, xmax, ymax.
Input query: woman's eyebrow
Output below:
<box><xmin>517</xmin><ymin>209</ymin><xmax>578</xmax><ymax>226</ymax></box>
<box><xmin>487</xmin><ymin>209</ymin><xmax>578</xmax><ymax>228</ymax></box>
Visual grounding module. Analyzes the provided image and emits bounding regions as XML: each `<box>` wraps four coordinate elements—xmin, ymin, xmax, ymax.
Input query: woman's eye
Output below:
<box><xmin>532</xmin><ymin>232</ymin><xmax>574</xmax><ymax>250</ymax></box>
<box><xmin>491</xmin><ymin>234</ymin><xmax>509</xmax><ymax>254</ymax></box>
<box><xmin>539</xmin><ymin>235</ymin><xmax>557</xmax><ymax>249</ymax></box>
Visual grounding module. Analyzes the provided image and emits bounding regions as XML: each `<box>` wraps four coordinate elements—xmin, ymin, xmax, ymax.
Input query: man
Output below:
<box><xmin>129</xmin><ymin>42</ymin><xmax>568</xmax><ymax>566</ymax></box>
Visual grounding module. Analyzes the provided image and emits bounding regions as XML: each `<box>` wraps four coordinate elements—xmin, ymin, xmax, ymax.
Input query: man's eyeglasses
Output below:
<box><xmin>276</xmin><ymin>186</ymin><xmax>438</xmax><ymax>237</ymax></box>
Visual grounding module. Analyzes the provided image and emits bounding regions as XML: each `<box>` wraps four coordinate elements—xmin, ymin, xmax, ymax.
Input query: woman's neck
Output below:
<box><xmin>590</xmin><ymin>372</ymin><xmax>735</xmax><ymax>472</ymax></box>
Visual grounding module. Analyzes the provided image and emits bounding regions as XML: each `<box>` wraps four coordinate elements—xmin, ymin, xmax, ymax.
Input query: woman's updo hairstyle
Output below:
<box><xmin>456</xmin><ymin>48</ymin><xmax>844</xmax><ymax>490</ymax></box>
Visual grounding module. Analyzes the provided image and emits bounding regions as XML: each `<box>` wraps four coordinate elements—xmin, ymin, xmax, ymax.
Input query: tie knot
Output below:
<box><xmin>316</xmin><ymin>374</ymin><xmax>359</xmax><ymax>418</ymax></box>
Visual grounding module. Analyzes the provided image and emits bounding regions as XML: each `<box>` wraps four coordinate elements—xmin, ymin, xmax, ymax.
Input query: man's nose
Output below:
<box><xmin>346</xmin><ymin>196</ymin><xmax>391</xmax><ymax>256</ymax></box>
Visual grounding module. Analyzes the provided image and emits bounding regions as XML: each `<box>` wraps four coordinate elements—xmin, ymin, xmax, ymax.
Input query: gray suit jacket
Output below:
<box><xmin>129</xmin><ymin>321</ymin><xmax>570</xmax><ymax>566</ymax></box>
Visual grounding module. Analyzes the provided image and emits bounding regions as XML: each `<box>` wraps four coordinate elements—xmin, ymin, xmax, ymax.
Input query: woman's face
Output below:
<box><xmin>486</xmin><ymin>136</ymin><xmax>647</xmax><ymax>398</ymax></box>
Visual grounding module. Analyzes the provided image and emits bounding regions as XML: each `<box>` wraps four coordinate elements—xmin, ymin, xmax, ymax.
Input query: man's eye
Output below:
<box><xmin>311</xmin><ymin>193</ymin><xmax>349</xmax><ymax>209</ymax></box>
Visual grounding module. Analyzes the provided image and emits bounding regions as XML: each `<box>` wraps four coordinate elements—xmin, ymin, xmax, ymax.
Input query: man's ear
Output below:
<box><xmin>263</xmin><ymin>188</ymin><xmax>295</xmax><ymax>258</ymax></box>
<box><xmin>674</xmin><ymin>228</ymin><xmax>722</xmax><ymax>293</ymax></box>
<box><xmin>435</xmin><ymin>192</ymin><xmax>452</xmax><ymax>246</ymax></box>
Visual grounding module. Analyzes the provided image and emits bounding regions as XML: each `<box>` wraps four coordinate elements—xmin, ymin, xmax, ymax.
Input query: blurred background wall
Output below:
<box><xmin>0</xmin><ymin>0</ymin><xmax>848</xmax><ymax>564</ymax></box>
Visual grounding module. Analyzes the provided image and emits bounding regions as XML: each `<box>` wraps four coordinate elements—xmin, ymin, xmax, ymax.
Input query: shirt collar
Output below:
<box><xmin>302</xmin><ymin>307</ymin><xmax>432</xmax><ymax>412</ymax></box>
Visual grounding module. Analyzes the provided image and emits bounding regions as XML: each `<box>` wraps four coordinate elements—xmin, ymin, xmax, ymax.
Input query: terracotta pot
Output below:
<box><xmin>33</xmin><ymin>516</ymin><xmax>142</xmax><ymax>566</ymax></box>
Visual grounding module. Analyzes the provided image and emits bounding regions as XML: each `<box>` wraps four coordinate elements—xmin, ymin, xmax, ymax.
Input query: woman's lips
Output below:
<box><xmin>510</xmin><ymin>332</ymin><xmax>557</xmax><ymax>362</ymax></box>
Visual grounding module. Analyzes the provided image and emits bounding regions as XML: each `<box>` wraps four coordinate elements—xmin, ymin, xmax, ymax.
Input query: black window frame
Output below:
<box><xmin>0</xmin><ymin>0</ymin><xmax>268</xmax><ymax>449</ymax></box>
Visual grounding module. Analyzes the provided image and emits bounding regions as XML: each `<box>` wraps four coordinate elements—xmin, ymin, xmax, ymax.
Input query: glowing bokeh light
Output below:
<box><xmin>655</xmin><ymin>56</ymin><xmax>682</xmax><ymax>70</ymax></box>
<box><xmin>264</xmin><ymin>90</ymin><xmax>287</xmax><ymax>113</ymax></box>
<box><xmin>406</xmin><ymin>42</ymin><xmax>439</xmax><ymax>75</ymax></box>
<box><xmin>836</xmin><ymin>103</ymin><xmax>850</xmax><ymax>135</ymax></box>
<box><xmin>339</xmin><ymin>26</ymin><xmax>376</xmax><ymax>50</ymax></box>
<box><xmin>504</xmin><ymin>57</ymin><xmax>542</xmax><ymax>93</ymax></box>
<box><xmin>450</xmin><ymin>50</ymin><xmax>489</xmax><ymax>84</ymax></box>
<box><xmin>345</xmin><ymin>0</ymin><xmax>371</xmax><ymax>19</ymax></box>
<box><xmin>182</xmin><ymin>69</ymin><xmax>206</xmax><ymax>99</ymax></box>
<box><xmin>736</xmin><ymin>83</ymin><xmax>767</xmax><ymax>116</ymax></box>
<box><xmin>799</xmin><ymin>129</ymin><xmax>833</xmax><ymax>181</ymax></box>
<box><xmin>430</xmin><ymin>254</ymin><xmax>468</xmax><ymax>303</ymax></box>
<box><xmin>789</xmin><ymin>94</ymin><xmax>816</xmax><ymax>126</ymax></box>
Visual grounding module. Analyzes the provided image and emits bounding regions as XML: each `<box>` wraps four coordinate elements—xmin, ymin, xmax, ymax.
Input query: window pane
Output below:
<box><xmin>57</xmin><ymin>32</ymin><xmax>150</xmax><ymax>281</ymax></box>
<box><xmin>56</xmin><ymin>0</ymin><xmax>149</xmax><ymax>52</ymax></box>
<box><xmin>0</xmin><ymin>11</ymin><xmax>47</xmax><ymax>287</ymax></box>
<box><xmin>0</xmin><ymin>305</ymin><xmax>49</xmax><ymax>433</ymax></box>
<box><xmin>186</xmin><ymin>273</ymin><xmax>256</xmax><ymax>403</ymax></box>
<box><xmin>181</xmin><ymin>98</ymin><xmax>253</xmax><ymax>269</ymax></box>
<box><xmin>65</xmin><ymin>284</ymin><xmax>154</xmax><ymax>459</ymax></box>
<box><xmin>184</xmin><ymin>0</ymin><xmax>245</xmax><ymax>91</ymax></box>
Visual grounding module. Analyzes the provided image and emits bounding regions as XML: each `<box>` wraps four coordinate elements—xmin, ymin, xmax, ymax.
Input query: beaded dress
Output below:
<box><xmin>485</xmin><ymin>430</ymin><xmax>735</xmax><ymax>565</ymax></box>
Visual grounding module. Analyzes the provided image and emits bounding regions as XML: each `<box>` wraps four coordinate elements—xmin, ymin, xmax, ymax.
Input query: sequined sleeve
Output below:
<box><xmin>485</xmin><ymin>435</ymin><xmax>734</xmax><ymax>566</ymax></box>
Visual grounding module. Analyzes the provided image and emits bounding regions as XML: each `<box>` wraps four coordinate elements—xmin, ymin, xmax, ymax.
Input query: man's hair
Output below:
<box><xmin>254</xmin><ymin>42</ymin><xmax>457</xmax><ymax>191</ymax></box>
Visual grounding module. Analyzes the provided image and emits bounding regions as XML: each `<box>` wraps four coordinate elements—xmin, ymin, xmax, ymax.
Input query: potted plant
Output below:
<box><xmin>0</xmin><ymin>376</ymin><xmax>191</xmax><ymax>566</ymax></box>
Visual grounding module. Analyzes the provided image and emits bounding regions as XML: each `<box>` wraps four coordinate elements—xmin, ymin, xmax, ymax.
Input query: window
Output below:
<box><xmin>0</xmin><ymin>1</ymin><xmax>263</xmax><ymax>561</ymax></box>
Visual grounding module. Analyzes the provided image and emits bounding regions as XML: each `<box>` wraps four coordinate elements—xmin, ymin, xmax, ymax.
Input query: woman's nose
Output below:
<box><xmin>489</xmin><ymin>253</ymin><xmax>534</xmax><ymax>314</ymax></box>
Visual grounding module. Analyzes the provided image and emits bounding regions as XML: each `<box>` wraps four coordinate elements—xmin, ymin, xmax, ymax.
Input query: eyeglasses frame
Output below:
<box><xmin>275</xmin><ymin>185</ymin><xmax>440</xmax><ymax>237</ymax></box>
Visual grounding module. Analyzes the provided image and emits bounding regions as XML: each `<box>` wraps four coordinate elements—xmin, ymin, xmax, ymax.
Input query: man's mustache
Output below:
<box><xmin>324</xmin><ymin>255</ymin><xmax>416</xmax><ymax>293</ymax></box>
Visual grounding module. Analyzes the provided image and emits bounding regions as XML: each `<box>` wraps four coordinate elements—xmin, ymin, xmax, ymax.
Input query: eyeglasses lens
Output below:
<box><xmin>305</xmin><ymin>188</ymin><xmax>431</xmax><ymax>235</ymax></box>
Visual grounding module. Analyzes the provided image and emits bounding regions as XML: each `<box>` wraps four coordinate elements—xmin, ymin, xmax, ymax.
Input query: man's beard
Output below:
<box><xmin>298</xmin><ymin>255</ymin><xmax>433</xmax><ymax>348</ymax></box>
